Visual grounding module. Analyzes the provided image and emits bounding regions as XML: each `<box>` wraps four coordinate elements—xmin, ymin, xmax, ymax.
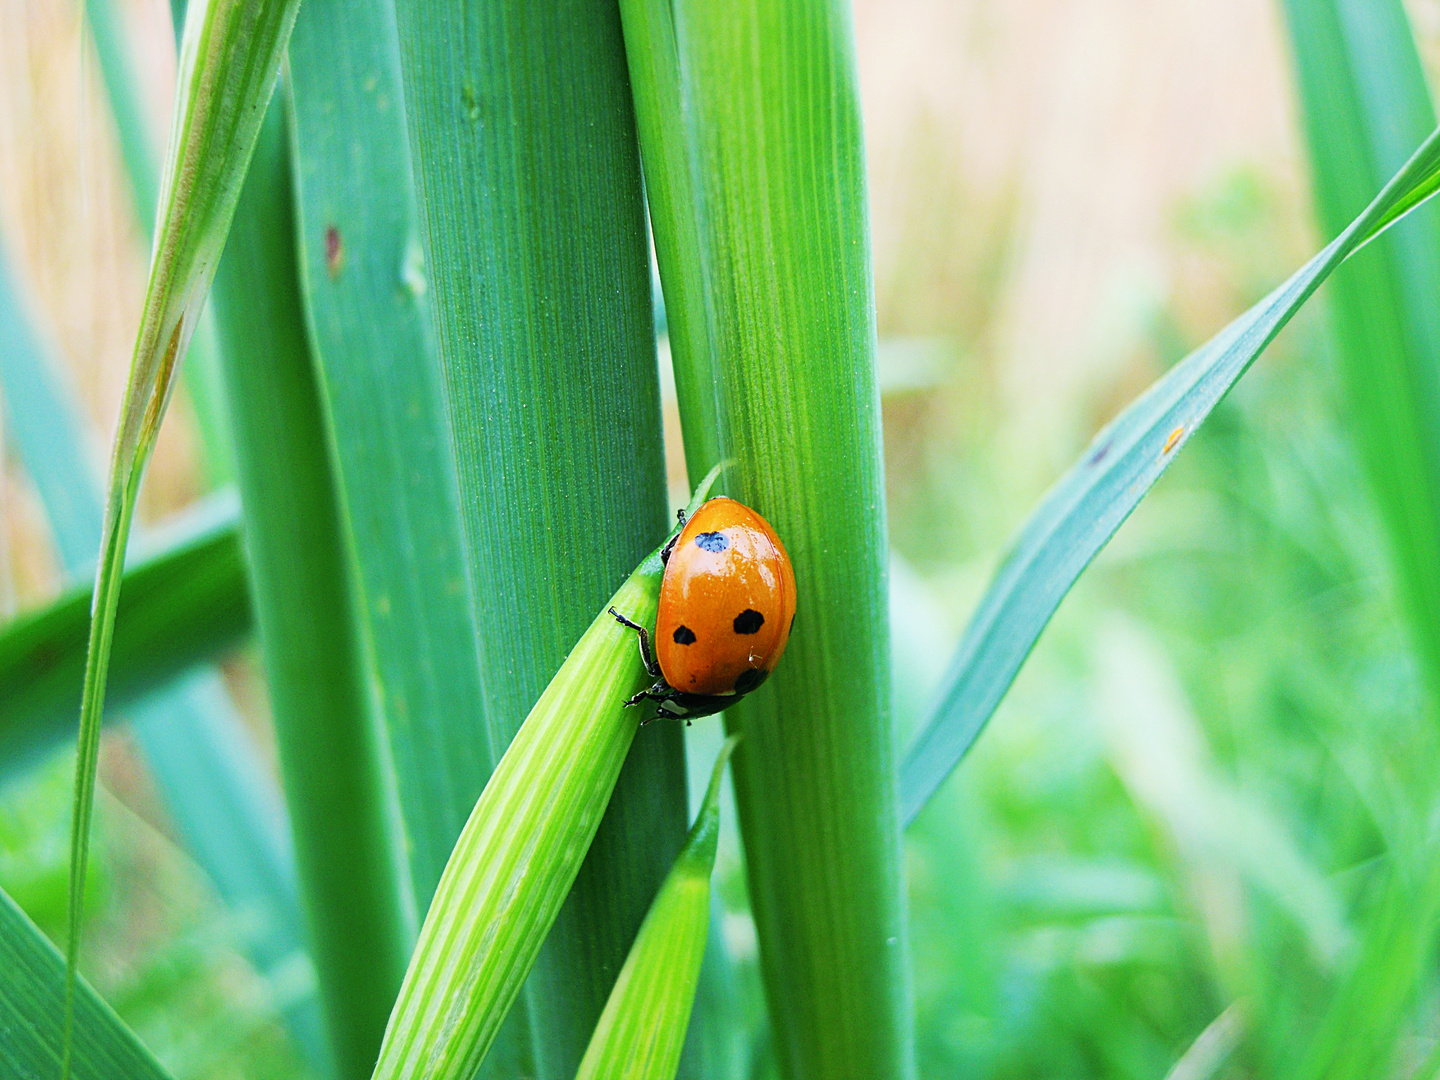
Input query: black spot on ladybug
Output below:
<box><xmin>694</xmin><ymin>531</ymin><xmax>729</xmax><ymax>553</ymax></box>
<box><xmin>672</xmin><ymin>625</ymin><xmax>697</xmax><ymax>645</ymax></box>
<box><xmin>734</xmin><ymin>667</ymin><xmax>768</xmax><ymax>694</ymax></box>
<box><xmin>733</xmin><ymin>609</ymin><xmax>764</xmax><ymax>635</ymax></box>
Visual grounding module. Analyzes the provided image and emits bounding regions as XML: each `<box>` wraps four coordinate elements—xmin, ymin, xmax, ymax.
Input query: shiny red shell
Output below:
<box><xmin>655</xmin><ymin>497</ymin><xmax>797</xmax><ymax>696</ymax></box>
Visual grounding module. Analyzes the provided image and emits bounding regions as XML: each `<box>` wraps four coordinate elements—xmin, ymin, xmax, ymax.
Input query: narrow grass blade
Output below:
<box><xmin>576</xmin><ymin>735</ymin><xmax>738</xmax><ymax>1080</ymax></box>
<box><xmin>0</xmin><ymin>886</ymin><xmax>175</xmax><ymax>1080</ymax></box>
<box><xmin>640</xmin><ymin>2</ymin><xmax>913</xmax><ymax>1075</ymax></box>
<box><xmin>64</xmin><ymin>0</ymin><xmax>300</xmax><ymax>1067</ymax></box>
<box><xmin>898</xmin><ymin>126</ymin><xmax>1440</xmax><ymax>826</ymax></box>
<box><xmin>391</xmin><ymin>3</ymin><xmax>685</xmax><ymax>1073</ymax></box>
<box><xmin>0</xmin><ymin>235</ymin><xmax>323</xmax><ymax>1064</ymax></box>
<box><xmin>85</xmin><ymin>0</ymin><xmax>234</xmax><ymax>486</ymax></box>
<box><xmin>208</xmin><ymin>98</ymin><xmax>412</xmax><ymax>1079</ymax></box>
<box><xmin>370</xmin><ymin>542</ymin><xmax>668</xmax><ymax>1080</ymax></box>
<box><xmin>1278</xmin><ymin>3</ymin><xmax>1440</xmax><ymax>1072</ymax></box>
<box><xmin>0</xmin><ymin>495</ymin><xmax>246</xmax><ymax>771</ymax></box>
<box><xmin>1281</xmin><ymin>0</ymin><xmax>1440</xmax><ymax>706</ymax></box>
<box><xmin>616</xmin><ymin>0</ymin><xmax>720</xmax><ymax>482</ymax></box>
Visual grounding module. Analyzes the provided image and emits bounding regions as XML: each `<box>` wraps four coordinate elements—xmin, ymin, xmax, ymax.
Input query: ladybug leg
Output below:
<box><xmin>608</xmin><ymin>607</ymin><xmax>663</xmax><ymax>678</ymax></box>
<box><xmin>624</xmin><ymin>679</ymin><xmax>670</xmax><ymax>709</ymax></box>
<box><xmin>659</xmin><ymin>508</ymin><xmax>688</xmax><ymax>565</ymax></box>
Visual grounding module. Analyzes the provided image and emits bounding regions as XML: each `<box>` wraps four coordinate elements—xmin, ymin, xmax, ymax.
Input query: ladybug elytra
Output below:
<box><xmin>610</xmin><ymin>496</ymin><xmax>796</xmax><ymax>722</ymax></box>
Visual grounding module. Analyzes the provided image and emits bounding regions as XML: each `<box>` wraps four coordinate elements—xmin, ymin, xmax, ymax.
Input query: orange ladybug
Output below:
<box><xmin>610</xmin><ymin>496</ymin><xmax>796</xmax><ymax>722</ymax></box>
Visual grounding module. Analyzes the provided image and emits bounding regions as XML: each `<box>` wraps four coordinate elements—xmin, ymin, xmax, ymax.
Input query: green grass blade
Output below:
<box><xmin>0</xmin><ymin>886</ymin><xmax>175</xmax><ymax>1080</ymax></box>
<box><xmin>1281</xmin><ymin>0</ymin><xmax>1440</xmax><ymax>707</ymax></box>
<box><xmin>0</xmin><ymin>234</ymin><xmax>325</xmax><ymax>1065</ymax></box>
<box><xmin>85</xmin><ymin>0</ymin><xmax>235</xmax><ymax>487</ymax></box>
<box><xmin>370</xmin><ymin>546</ymin><xmax>670</xmax><ymax>1080</ymax></box>
<box><xmin>64</xmin><ymin>0</ymin><xmax>300</xmax><ymax>1069</ymax></box>
<box><xmin>207</xmin><ymin>98</ymin><xmax>412</xmax><ymax>1079</ymax></box>
<box><xmin>285</xmin><ymin>0</ymin><xmax>485</xmax><ymax>923</ymax></box>
<box><xmin>898</xmin><ymin>126</ymin><xmax>1440</xmax><ymax>826</ymax></box>
<box><xmin>616</xmin><ymin>0</ymin><xmax>720</xmax><ymax>483</ymax></box>
<box><xmin>643</xmin><ymin>2</ymin><xmax>913</xmax><ymax>1075</ymax></box>
<box><xmin>391</xmin><ymin>3</ymin><xmax>685</xmax><ymax>1073</ymax></box>
<box><xmin>0</xmin><ymin>495</ymin><xmax>247</xmax><ymax>771</ymax></box>
<box><xmin>285</xmin><ymin>0</ymin><xmax>540</xmax><ymax>1067</ymax></box>
<box><xmin>1277</xmin><ymin>3</ymin><xmax>1440</xmax><ymax>1074</ymax></box>
<box><xmin>575</xmin><ymin>735</ymin><xmax>738</xmax><ymax>1080</ymax></box>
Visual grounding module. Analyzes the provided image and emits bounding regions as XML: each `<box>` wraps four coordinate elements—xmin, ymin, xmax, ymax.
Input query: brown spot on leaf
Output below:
<box><xmin>325</xmin><ymin>225</ymin><xmax>343</xmax><ymax>277</ymax></box>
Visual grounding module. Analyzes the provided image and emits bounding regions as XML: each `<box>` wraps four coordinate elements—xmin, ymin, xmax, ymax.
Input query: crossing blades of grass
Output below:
<box><xmin>63</xmin><ymin>0</ymin><xmax>300</xmax><ymax>1072</ymax></box>
<box><xmin>898</xmin><ymin>125</ymin><xmax>1440</xmax><ymax>827</ymax></box>
<box><xmin>0</xmin><ymin>495</ymin><xmax>246</xmax><ymax>771</ymax></box>
<box><xmin>390</xmin><ymin>3</ymin><xmax>685</xmax><ymax>1073</ymax></box>
<box><xmin>369</xmin><ymin>532</ymin><xmax>660</xmax><ymax>1079</ymax></box>
<box><xmin>627</xmin><ymin>2</ymin><xmax>914</xmax><ymax>1075</ymax></box>
<box><xmin>575</xmin><ymin>735</ymin><xmax>739</xmax><ymax>1080</ymax></box>
<box><xmin>368</xmin><ymin>470</ymin><xmax>719</xmax><ymax>1080</ymax></box>
<box><xmin>207</xmin><ymin>97</ymin><xmax>412</xmax><ymax>1080</ymax></box>
<box><xmin>0</xmin><ymin>885</ymin><xmax>175</xmax><ymax>1080</ymax></box>
<box><xmin>0</xmin><ymin>231</ymin><xmax>325</xmax><ymax>1066</ymax></box>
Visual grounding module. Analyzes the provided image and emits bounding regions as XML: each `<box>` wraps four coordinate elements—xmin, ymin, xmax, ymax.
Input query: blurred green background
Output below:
<box><xmin>5</xmin><ymin>0</ymin><xmax>1440</xmax><ymax>1076</ymax></box>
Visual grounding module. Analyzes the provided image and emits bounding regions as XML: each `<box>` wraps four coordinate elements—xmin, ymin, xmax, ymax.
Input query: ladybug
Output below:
<box><xmin>610</xmin><ymin>496</ymin><xmax>796</xmax><ymax>722</ymax></box>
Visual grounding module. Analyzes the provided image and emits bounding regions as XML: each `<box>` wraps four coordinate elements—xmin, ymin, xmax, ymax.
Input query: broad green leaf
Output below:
<box><xmin>575</xmin><ymin>736</ymin><xmax>738</xmax><ymax>1080</ymax></box>
<box><xmin>0</xmin><ymin>233</ymin><xmax>324</xmax><ymax>1067</ymax></box>
<box><xmin>390</xmin><ymin>2</ymin><xmax>687</xmax><ymax>1073</ymax></box>
<box><xmin>898</xmin><ymin>125</ymin><xmax>1440</xmax><ymax>826</ymax></box>
<box><xmin>207</xmin><ymin>97</ymin><xmax>412</xmax><ymax>1079</ymax></box>
<box><xmin>626</xmin><ymin>0</ymin><xmax>913</xmax><ymax>1075</ymax></box>
<box><xmin>0</xmin><ymin>885</ymin><xmax>175</xmax><ymax>1080</ymax></box>
<box><xmin>285</xmin><ymin>0</ymin><xmax>545</xmax><ymax>1068</ymax></box>
<box><xmin>0</xmin><ymin>494</ymin><xmax>247</xmax><ymax>771</ymax></box>
<box><xmin>286</xmin><ymin>0</ymin><xmax>484</xmax><ymax>932</ymax></box>
<box><xmin>65</xmin><ymin>0</ymin><xmax>300</xmax><ymax>1070</ymax></box>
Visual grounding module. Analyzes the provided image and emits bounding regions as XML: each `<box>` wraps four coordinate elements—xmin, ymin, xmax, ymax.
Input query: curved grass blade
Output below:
<box><xmin>370</xmin><ymin>550</ymin><xmax>662</xmax><ymax>1080</ymax></box>
<box><xmin>899</xmin><ymin>125</ymin><xmax>1440</xmax><ymax>827</ymax></box>
<box><xmin>0</xmin><ymin>494</ymin><xmax>247</xmax><ymax>770</ymax></box>
<box><xmin>64</xmin><ymin>0</ymin><xmax>301</xmax><ymax>1072</ymax></box>
<box><xmin>0</xmin><ymin>886</ymin><xmax>175</xmax><ymax>1080</ymax></box>
<box><xmin>575</xmin><ymin>735</ymin><xmax>738</xmax><ymax>1080</ymax></box>
<box><xmin>369</xmin><ymin>470</ymin><xmax>721</xmax><ymax>1080</ymax></box>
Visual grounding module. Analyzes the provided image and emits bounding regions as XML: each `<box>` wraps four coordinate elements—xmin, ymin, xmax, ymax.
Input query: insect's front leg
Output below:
<box><xmin>608</xmin><ymin>607</ymin><xmax>663</xmax><ymax>678</ymax></box>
